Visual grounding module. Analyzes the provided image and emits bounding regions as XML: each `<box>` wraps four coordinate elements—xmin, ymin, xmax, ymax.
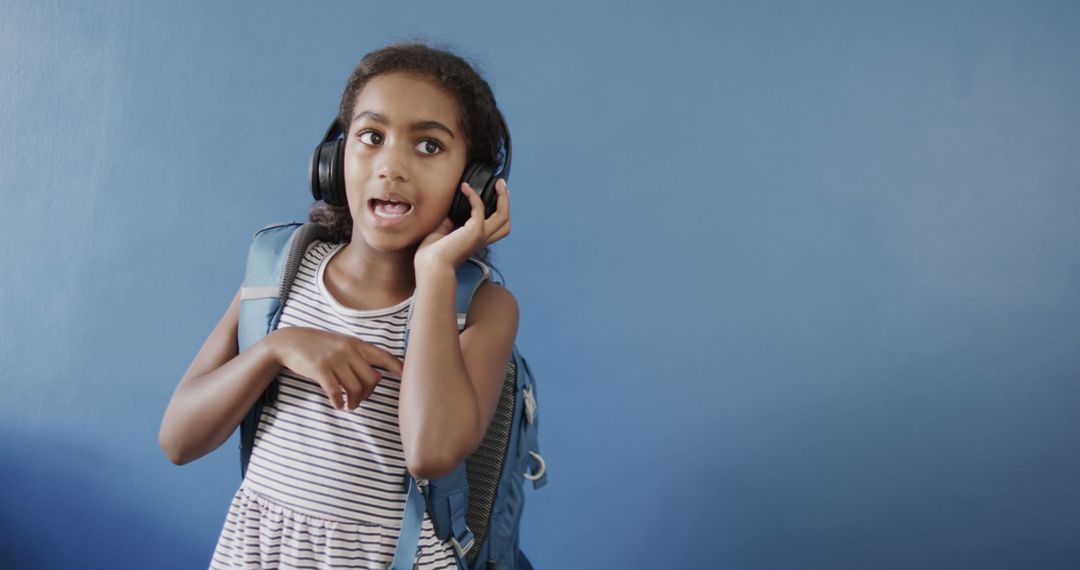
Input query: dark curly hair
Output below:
<box><xmin>309</xmin><ymin>42</ymin><xmax>507</xmax><ymax>265</ymax></box>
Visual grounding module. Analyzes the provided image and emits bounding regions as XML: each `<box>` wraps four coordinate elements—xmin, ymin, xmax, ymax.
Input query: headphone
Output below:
<box><xmin>309</xmin><ymin>114</ymin><xmax>512</xmax><ymax>227</ymax></box>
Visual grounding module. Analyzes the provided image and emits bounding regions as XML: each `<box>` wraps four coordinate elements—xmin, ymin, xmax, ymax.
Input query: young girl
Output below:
<box><xmin>159</xmin><ymin>43</ymin><xmax>518</xmax><ymax>569</ymax></box>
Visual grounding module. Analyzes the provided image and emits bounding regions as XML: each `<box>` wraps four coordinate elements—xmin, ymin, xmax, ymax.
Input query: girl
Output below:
<box><xmin>159</xmin><ymin>43</ymin><xmax>518</xmax><ymax>569</ymax></box>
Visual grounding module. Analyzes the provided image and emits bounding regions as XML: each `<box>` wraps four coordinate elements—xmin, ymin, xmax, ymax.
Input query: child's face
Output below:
<box><xmin>343</xmin><ymin>71</ymin><xmax>468</xmax><ymax>254</ymax></box>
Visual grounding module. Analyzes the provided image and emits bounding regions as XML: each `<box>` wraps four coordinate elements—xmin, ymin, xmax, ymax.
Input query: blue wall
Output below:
<box><xmin>3</xmin><ymin>1</ymin><xmax>1079</xmax><ymax>568</ymax></box>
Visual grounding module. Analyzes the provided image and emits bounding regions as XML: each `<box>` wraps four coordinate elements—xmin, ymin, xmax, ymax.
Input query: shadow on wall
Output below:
<box><xmin>0</xmin><ymin>433</ymin><xmax>207</xmax><ymax>570</ymax></box>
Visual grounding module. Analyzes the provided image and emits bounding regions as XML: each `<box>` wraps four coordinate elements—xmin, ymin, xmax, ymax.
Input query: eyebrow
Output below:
<box><xmin>352</xmin><ymin>111</ymin><xmax>456</xmax><ymax>139</ymax></box>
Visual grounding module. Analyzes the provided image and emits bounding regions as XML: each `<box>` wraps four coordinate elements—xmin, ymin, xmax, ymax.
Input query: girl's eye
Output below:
<box><xmin>415</xmin><ymin>139</ymin><xmax>443</xmax><ymax>155</ymax></box>
<box><xmin>358</xmin><ymin>130</ymin><xmax>383</xmax><ymax>145</ymax></box>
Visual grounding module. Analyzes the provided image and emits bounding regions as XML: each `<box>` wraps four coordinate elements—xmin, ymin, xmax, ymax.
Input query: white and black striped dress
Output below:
<box><xmin>210</xmin><ymin>241</ymin><xmax>459</xmax><ymax>569</ymax></box>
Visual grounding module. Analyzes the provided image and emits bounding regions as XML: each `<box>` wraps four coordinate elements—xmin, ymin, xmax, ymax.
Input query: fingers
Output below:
<box><xmin>324</xmin><ymin>358</ymin><xmax>387</xmax><ymax>411</ymax></box>
<box><xmin>316</xmin><ymin>345</ymin><xmax>399</xmax><ymax>412</ymax></box>
<box><xmin>341</xmin><ymin>359</ymin><xmax>378</xmax><ymax>410</ymax></box>
<box><xmin>278</xmin><ymin>328</ymin><xmax>401</xmax><ymax>411</ymax></box>
<box><xmin>336</xmin><ymin>344</ymin><xmax>400</xmax><ymax>411</ymax></box>
<box><xmin>484</xmin><ymin>180</ymin><xmax>511</xmax><ymax>245</ymax></box>
<box><xmin>358</xmin><ymin>342</ymin><xmax>405</xmax><ymax>376</ymax></box>
<box><xmin>486</xmin><ymin>222</ymin><xmax>511</xmax><ymax>245</ymax></box>
<box><xmin>322</xmin><ymin>374</ymin><xmax>348</xmax><ymax>410</ymax></box>
<box><xmin>459</xmin><ymin>180</ymin><xmax>511</xmax><ymax>248</ymax></box>
<box><xmin>462</xmin><ymin>182</ymin><xmax>486</xmax><ymax>226</ymax></box>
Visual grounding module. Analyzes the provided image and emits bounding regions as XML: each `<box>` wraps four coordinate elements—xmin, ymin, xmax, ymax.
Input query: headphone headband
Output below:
<box><xmin>494</xmin><ymin>112</ymin><xmax>512</xmax><ymax>182</ymax></box>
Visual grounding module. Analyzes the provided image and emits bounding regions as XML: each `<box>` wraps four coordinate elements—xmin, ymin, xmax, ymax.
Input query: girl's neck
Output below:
<box><xmin>324</xmin><ymin>237</ymin><xmax>417</xmax><ymax>310</ymax></box>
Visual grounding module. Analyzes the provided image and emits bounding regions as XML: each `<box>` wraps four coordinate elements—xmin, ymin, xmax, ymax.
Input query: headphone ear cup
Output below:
<box><xmin>327</xmin><ymin>138</ymin><xmax>347</xmax><ymax>206</ymax></box>
<box><xmin>310</xmin><ymin>138</ymin><xmax>347</xmax><ymax>206</ymax></box>
<box><xmin>309</xmin><ymin>142</ymin><xmax>325</xmax><ymax>202</ymax></box>
<box><xmin>451</xmin><ymin>162</ymin><xmax>498</xmax><ymax>226</ymax></box>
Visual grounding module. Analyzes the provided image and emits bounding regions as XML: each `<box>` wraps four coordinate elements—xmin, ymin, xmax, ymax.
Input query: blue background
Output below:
<box><xmin>3</xmin><ymin>1</ymin><xmax>1079</xmax><ymax>568</ymax></box>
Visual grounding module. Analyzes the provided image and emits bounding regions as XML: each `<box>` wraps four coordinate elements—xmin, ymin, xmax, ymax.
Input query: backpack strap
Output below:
<box><xmin>454</xmin><ymin>258</ymin><xmax>491</xmax><ymax>330</ymax></box>
<box><xmin>237</xmin><ymin>222</ymin><xmax>331</xmax><ymax>478</ymax></box>
<box><xmin>391</xmin><ymin>476</ymin><xmax>429</xmax><ymax>570</ymax></box>
<box><xmin>392</xmin><ymin>258</ymin><xmax>490</xmax><ymax>569</ymax></box>
<box><xmin>403</xmin><ymin>257</ymin><xmax>491</xmax><ymax>347</ymax></box>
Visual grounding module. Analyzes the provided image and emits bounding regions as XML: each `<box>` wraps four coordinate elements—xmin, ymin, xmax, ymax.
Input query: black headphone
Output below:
<box><xmin>309</xmin><ymin>115</ymin><xmax>512</xmax><ymax>227</ymax></box>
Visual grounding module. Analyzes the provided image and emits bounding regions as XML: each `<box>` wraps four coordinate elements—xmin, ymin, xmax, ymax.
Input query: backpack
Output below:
<box><xmin>235</xmin><ymin>222</ymin><xmax>548</xmax><ymax>570</ymax></box>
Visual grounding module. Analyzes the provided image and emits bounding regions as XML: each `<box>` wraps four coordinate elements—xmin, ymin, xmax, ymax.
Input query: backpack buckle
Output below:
<box><xmin>523</xmin><ymin>451</ymin><xmax>546</xmax><ymax>482</ymax></box>
<box><xmin>522</xmin><ymin>386</ymin><xmax>537</xmax><ymax>425</ymax></box>
<box><xmin>451</xmin><ymin>535</ymin><xmax>475</xmax><ymax>558</ymax></box>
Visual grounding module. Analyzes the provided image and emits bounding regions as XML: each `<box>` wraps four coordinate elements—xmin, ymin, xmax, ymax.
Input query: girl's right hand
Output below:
<box><xmin>266</xmin><ymin>327</ymin><xmax>404</xmax><ymax>411</ymax></box>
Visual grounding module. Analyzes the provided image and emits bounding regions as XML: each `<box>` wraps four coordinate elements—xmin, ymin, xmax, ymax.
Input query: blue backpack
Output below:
<box><xmin>235</xmin><ymin>222</ymin><xmax>547</xmax><ymax>570</ymax></box>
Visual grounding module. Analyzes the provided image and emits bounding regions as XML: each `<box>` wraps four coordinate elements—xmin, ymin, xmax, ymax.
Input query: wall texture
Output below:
<box><xmin>2</xmin><ymin>1</ymin><xmax>1078</xmax><ymax>568</ymax></box>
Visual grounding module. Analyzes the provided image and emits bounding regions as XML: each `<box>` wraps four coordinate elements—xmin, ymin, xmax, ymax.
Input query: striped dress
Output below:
<box><xmin>210</xmin><ymin>240</ymin><xmax>459</xmax><ymax>569</ymax></box>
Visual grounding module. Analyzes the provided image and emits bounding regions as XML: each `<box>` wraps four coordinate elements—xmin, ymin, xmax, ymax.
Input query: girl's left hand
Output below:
<box><xmin>415</xmin><ymin>178</ymin><xmax>510</xmax><ymax>274</ymax></box>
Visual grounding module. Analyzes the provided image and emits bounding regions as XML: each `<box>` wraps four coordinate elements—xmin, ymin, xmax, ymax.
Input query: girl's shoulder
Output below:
<box><xmin>465</xmin><ymin>280</ymin><xmax>518</xmax><ymax>334</ymax></box>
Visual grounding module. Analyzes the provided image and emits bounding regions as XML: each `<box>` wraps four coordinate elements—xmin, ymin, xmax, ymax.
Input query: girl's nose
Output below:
<box><xmin>376</xmin><ymin>143</ymin><xmax>411</xmax><ymax>182</ymax></box>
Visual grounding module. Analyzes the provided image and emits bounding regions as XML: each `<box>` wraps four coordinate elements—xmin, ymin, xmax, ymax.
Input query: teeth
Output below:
<box><xmin>373</xmin><ymin>200</ymin><xmax>411</xmax><ymax>218</ymax></box>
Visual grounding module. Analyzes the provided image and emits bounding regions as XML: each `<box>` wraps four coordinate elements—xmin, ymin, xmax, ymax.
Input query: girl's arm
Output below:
<box><xmin>400</xmin><ymin>179</ymin><xmax>516</xmax><ymax>479</ymax></box>
<box><xmin>159</xmin><ymin>288</ymin><xmax>277</xmax><ymax>465</ymax></box>
<box><xmin>398</xmin><ymin>272</ymin><xmax>519</xmax><ymax>479</ymax></box>
<box><xmin>159</xmin><ymin>288</ymin><xmax>403</xmax><ymax>465</ymax></box>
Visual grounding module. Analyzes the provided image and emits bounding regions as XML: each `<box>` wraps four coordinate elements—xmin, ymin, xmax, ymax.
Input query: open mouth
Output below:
<box><xmin>368</xmin><ymin>196</ymin><xmax>414</xmax><ymax>219</ymax></box>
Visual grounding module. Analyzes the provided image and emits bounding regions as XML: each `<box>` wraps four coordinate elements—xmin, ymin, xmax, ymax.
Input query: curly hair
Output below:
<box><xmin>309</xmin><ymin>42</ymin><xmax>507</xmax><ymax>265</ymax></box>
